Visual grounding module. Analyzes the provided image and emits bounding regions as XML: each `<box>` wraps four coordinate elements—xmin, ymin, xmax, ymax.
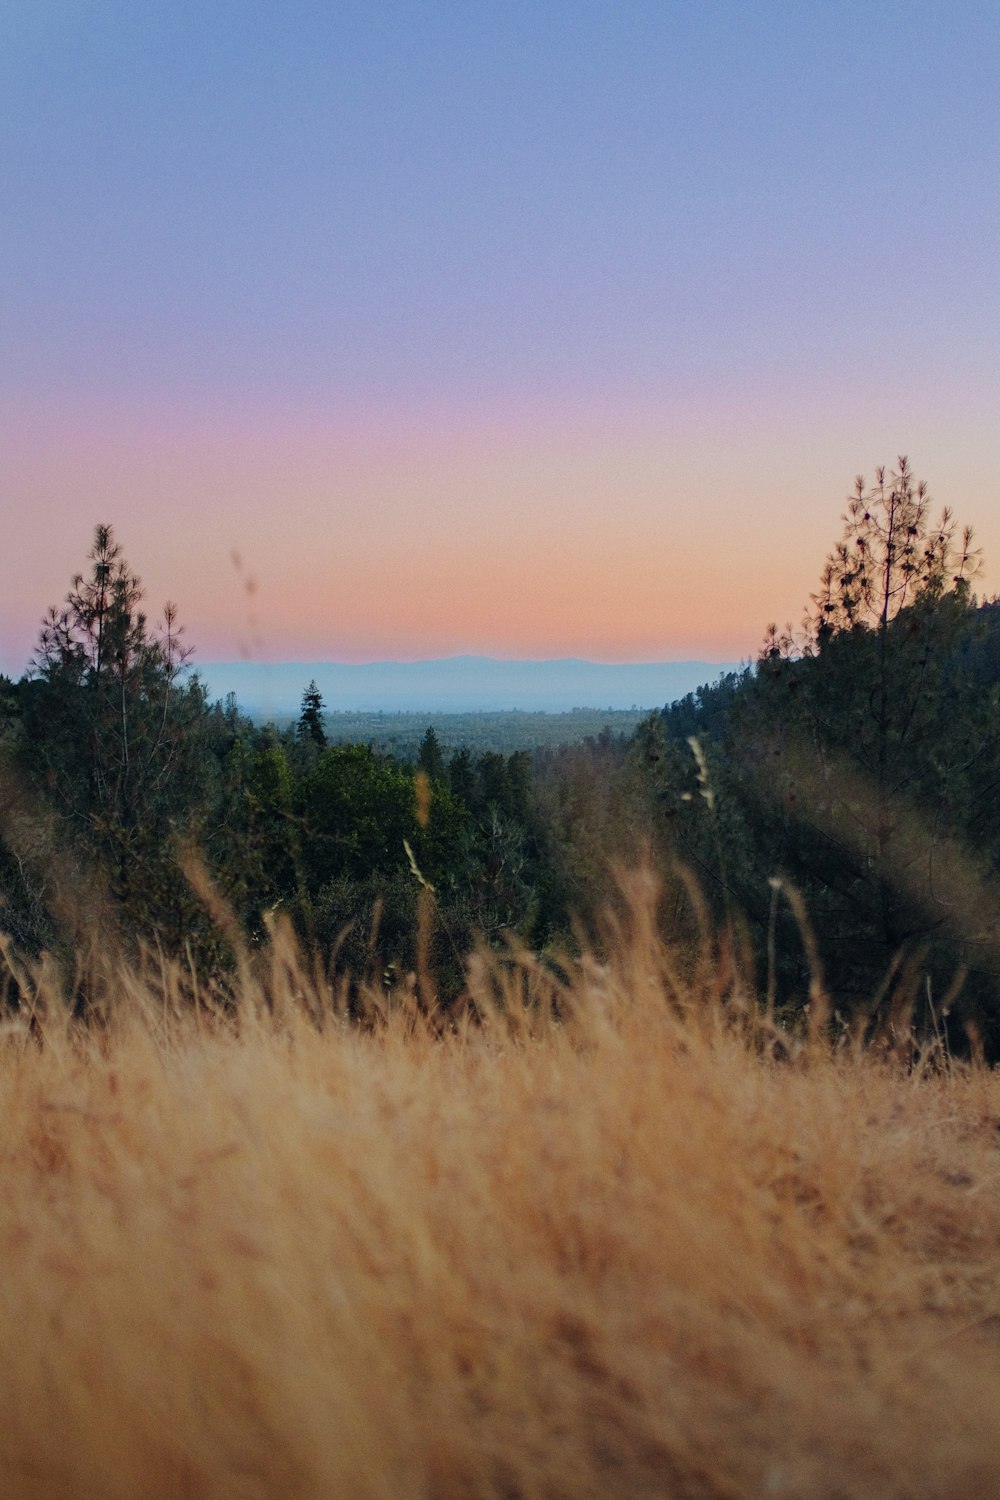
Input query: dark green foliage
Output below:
<box><xmin>15</xmin><ymin>526</ymin><xmax>215</xmax><ymax>951</ymax></box>
<box><xmin>447</xmin><ymin>748</ymin><xmax>560</xmax><ymax>947</ymax></box>
<box><xmin>417</xmin><ymin>725</ymin><xmax>445</xmax><ymax>782</ymax></box>
<box><xmin>30</xmin><ymin>525</ymin><xmax>199</xmax><ymax>830</ymax></box>
<box><xmin>3</xmin><ymin>480</ymin><xmax>996</xmax><ymax>1051</ymax></box>
<box><xmin>3</xmin><ymin>528</ymin><xmax>565</xmax><ymax>991</ymax></box>
<box><xmin>659</xmin><ymin>670</ymin><xmax>751</xmax><ymax>744</ymax></box>
<box><xmin>297</xmin><ymin>744</ymin><xmax>472</xmax><ymax>1000</ymax></box>
<box><xmin>210</xmin><ymin>737</ymin><xmax>303</xmax><ymax>934</ymax></box>
<box><xmin>297</xmin><ymin>680</ymin><xmax>327</xmax><ymax>748</ymax></box>
<box><xmin>448</xmin><ymin>746</ymin><xmax>475</xmax><ymax>804</ymax></box>
<box><xmin>641</xmin><ymin>461</ymin><xmax>1000</xmax><ymax>1052</ymax></box>
<box><xmin>299</xmin><ymin>744</ymin><xmax>422</xmax><ymax>888</ymax></box>
<box><xmin>311</xmin><ymin>868</ymin><xmax>417</xmax><ymax>981</ymax></box>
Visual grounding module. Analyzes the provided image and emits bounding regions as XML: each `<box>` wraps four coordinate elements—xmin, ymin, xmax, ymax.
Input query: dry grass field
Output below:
<box><xmin>1</xmin><ymin>877</ymin><xmax>998</xmax><ymax>1500</ymax></box>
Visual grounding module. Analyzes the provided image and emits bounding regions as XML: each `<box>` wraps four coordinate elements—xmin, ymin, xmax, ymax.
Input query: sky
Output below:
<box><xmin>2</xmin><ymin>1</ymin><xmax>998</xmax><ymax>678</ymax></box>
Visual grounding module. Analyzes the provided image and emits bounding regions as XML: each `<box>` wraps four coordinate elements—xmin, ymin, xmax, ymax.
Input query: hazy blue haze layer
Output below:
<box><xmin>196</xmin><ymin>657</ymin><xmax>741</xmax><ymax>716</ymax></box>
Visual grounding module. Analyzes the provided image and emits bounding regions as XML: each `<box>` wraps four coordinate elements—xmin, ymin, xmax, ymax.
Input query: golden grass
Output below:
<box><xmin>1</xmin><ymin>885</ymin><xmax>999</xmax><ymax>1499</ymax></box>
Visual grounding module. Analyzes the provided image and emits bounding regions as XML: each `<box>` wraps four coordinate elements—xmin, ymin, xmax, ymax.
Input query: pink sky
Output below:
<box><xmin>2</xmin><ymin>7</ymin><xmax>996</xmax><ymax>681</ymax></box>
<box><xmin>2</xmin><ymin>388</ymin><xmax>997</xmax><ymax>677</ymax></box>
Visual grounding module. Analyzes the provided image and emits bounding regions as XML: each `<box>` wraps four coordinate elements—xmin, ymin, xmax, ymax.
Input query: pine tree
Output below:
<box><xmin>417</xmin><ymin>725</ymin><xmax>445</xmax><ymax>781</ymax></box>
<box><xmin>297</xmin><ymin>680</ymin><xmax>327</xmax><ymax>748</ymax></box>
<box><xmin>22</xmin><ymin>523</ymin><xmax>209</xmax><ymax>944</ymax></box>
<box><xmin>31</xmin><ymin>523</ymin><xmax>198</xmax><ymax>837</ymax></box>
<box><xmin>743</xmin><ymin>461</ymin><xmax>994</xmax><ymax>1027</ymax></box>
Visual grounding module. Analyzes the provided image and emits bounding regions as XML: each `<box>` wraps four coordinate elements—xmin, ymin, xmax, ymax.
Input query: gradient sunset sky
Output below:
<box><xmin>2</xmin><ymin>2</ymin><xmax>998</xmax><ymax>677</ymax></box>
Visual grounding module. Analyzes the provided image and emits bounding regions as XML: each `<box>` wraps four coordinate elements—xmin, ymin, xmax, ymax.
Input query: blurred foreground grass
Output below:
<box><xmin>1</xmin><ymin>875</ymin><xmax>998</xmax><ymax>1500</ymax></box>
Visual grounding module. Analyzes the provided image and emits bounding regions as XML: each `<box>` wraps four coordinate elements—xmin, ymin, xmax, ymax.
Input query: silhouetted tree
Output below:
<box><xmin>417</xmin><ymin>725</ymin><xmax>445</xmax><ymax>781</ymax></box>
<box><xmin>297</xmin><ymin>680</ymin><xmax>327</xmax><ymax>748</ymax></box>
<box><xmin>809</xmin><ymin>457</ymin><xmax>978</xmax><ymax>643</ymax></box>
<box><xmin>648</xmin><ymin>461</ymin><xmax>1000</xmax><ymax>1046</ymax></box>
<box><xmin>22</xmin><ymin>524</ymin><xmax>209</xmax><ymax>932</ymax></box>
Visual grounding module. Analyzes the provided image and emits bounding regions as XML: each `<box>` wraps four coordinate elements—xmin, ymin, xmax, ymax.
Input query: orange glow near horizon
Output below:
<box><xmin>4</xmin><ymin>5</ymin><xmax>997</xmax><ymax>684</ymax></box>
<box><xmin>1</xmin><ymin>395</ymin><xmax>997</xmax><ymax>676</ymax></box>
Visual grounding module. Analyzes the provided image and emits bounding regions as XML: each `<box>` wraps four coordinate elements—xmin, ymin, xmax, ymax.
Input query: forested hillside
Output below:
<box><xmin>641</xmin><ymin>461</ymin><xmax>1000</xmax><ymax>1052</ymax></box>
<box><xmin>2</xmin><ymin>462</ymin><xmax>998</xmax><ymax>1055</ymax></box>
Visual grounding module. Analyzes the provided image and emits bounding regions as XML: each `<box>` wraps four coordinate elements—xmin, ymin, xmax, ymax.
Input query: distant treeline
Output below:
<box><xmin>2</xmin><ymin>461</ymin><xmax>999</xmax><ymax>1054</ymax></box>
<box><xmin>260</xmin><ymin>707</ymin><xmax>650</xmax><ymax>757</ymax></box>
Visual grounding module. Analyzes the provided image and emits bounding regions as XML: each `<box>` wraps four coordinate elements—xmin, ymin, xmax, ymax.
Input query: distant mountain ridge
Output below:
<box><xmin>195</xmin><ymin>655</ymin><xmax>743</xmax><ymax>717</ymax></box>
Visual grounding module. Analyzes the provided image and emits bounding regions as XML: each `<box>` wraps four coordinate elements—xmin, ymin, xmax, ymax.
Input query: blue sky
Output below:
<box><xmin>2</xmin><ymin>2</ymin><xmax>997</xmax><ymax>671</ymax></box>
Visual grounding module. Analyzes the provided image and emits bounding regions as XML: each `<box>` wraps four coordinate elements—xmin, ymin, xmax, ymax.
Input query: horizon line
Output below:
<box><xmin>191</xmin><ymin>653</ymin><xmax>748</xmax><ymax>668</ymax></box>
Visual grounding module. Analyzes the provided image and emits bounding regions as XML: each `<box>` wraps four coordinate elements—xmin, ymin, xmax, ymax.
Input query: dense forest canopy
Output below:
<box><xmin>1</xmin><ymin>463</ymin><xmax>998</xmax><ymax>1053</ymax></box>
